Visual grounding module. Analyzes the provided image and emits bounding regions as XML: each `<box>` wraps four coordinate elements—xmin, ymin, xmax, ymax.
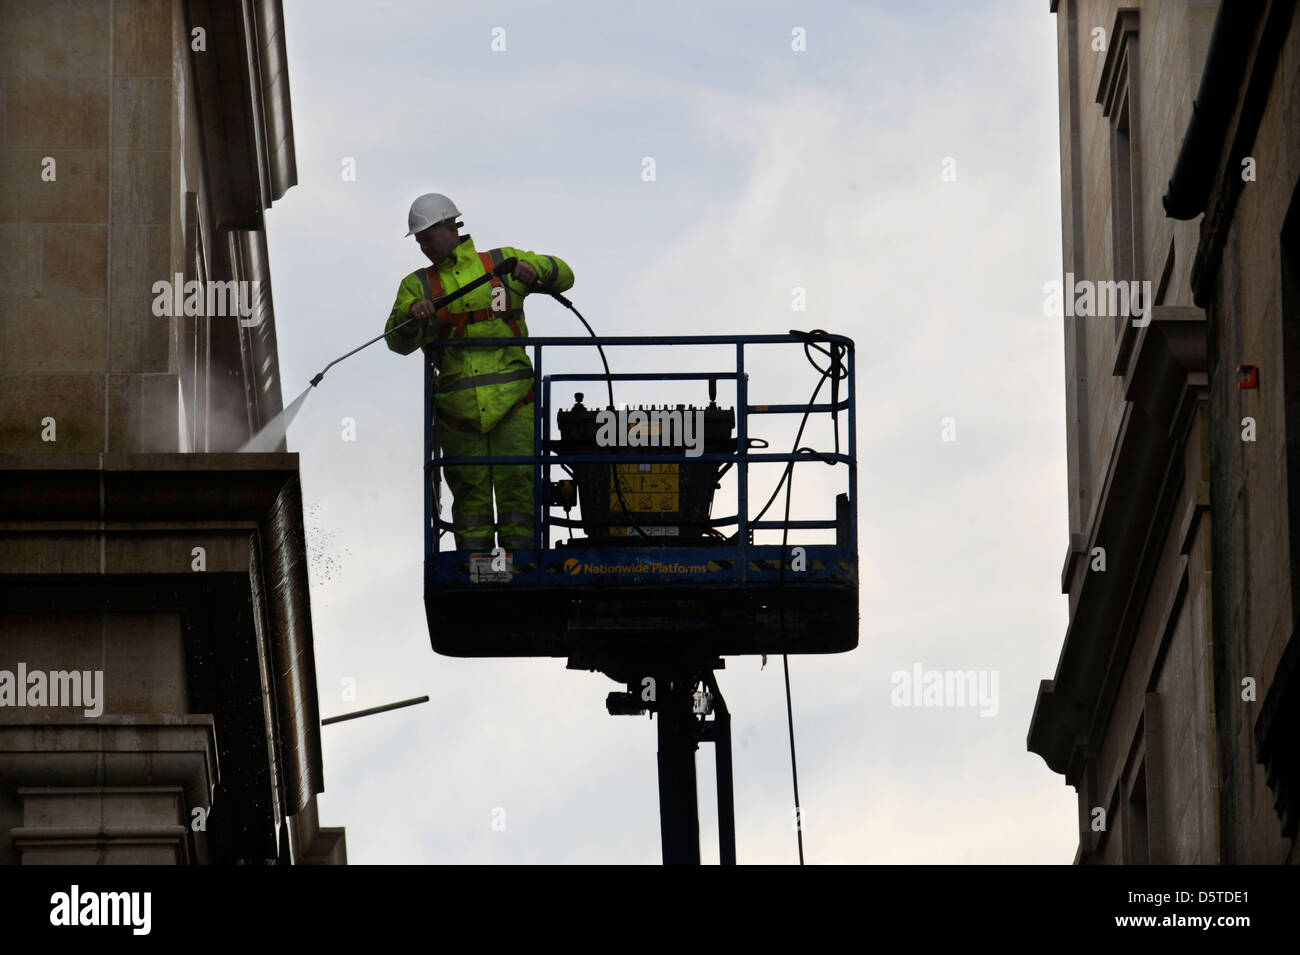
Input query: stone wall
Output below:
<box><xmin>0</xmin><ymin>0</ymin><xmax>178</xmax><ymax>455</ymax></box>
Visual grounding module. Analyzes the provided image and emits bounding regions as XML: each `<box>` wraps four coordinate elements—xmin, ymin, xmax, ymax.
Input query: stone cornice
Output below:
<box><xmin>0</xmin><ymin>716</ymin><xmax>217</xmax><ymax>796</ymax></box>
<box><xmin>0</xmin><ymin>452</ymin><xmax>326</xmax><ymax>823</ymax></box>
<box><xmin>0</xmin><ymin>453</ymin><xmax>300</xmax><ymax>523</ymax></box>
<box><xmin>1031</xmin><ymin>307</ymin><xmax>1207</xmax><ymax>779</ymax></box>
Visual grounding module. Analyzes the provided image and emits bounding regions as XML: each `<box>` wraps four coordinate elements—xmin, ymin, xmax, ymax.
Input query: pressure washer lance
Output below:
<box><xmin>295</xmin><ymin>256</ymin><xmax>651</xmax><ymax>538</ymax></box>
<box><xmin>239</xmin><ymin>259</ymin><xmax>521</xmax><ymax>453</ymax></box>
<box><xmin>307</xmin><ymin>257</ymin><xmax>520</xmax><ymax>388</ymax></box>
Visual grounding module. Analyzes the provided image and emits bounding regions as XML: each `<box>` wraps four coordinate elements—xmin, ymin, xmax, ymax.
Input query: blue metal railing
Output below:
<box><xmin>422</xmin><ymin>333</ymin><xmax>856</xmax><ymax>566</ymax></box>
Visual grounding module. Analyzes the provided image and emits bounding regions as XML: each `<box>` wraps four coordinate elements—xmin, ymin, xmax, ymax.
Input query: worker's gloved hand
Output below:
<box><xmin>410</xmin><ymin>300</ymin><xmax>437</xmax><ymax>322</ymax></box>
<box><xmin>512</xmin><ymin>261</ymin><xmax>539</xmax><ymax>285</ymax></box>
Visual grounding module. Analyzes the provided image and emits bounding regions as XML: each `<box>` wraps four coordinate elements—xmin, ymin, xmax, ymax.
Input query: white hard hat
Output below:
<box><xmin>405</xmin><ymin>193</ymin><xmax>461</xmax><ymax>237</ymax></box>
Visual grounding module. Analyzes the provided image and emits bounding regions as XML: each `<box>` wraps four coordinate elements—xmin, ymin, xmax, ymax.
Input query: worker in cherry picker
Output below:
<box><xmin>385</xmin><ymin>193</ymin><xmax>574</xmax><ymax>551</ymax></box>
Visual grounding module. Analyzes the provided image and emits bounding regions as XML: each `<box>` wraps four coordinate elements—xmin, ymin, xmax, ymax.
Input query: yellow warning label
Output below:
<box><xmin>611</xmin><ymin>472</ymin><xmax>678</xmax><ymax>492</ymax></box>
<box><xmin>610</xmin><ymin>463</ymin><xmax>678</xmax><ymax>512</ymax></box>
<box><xmin>613</xmin><ymin>462</ymin><xmax>678</xmax><ymax>475</ymax></box>
<box><xmin>609</xmin><ymin>490</ymin><xmax>678</xmax><ymax>512</ymax></box>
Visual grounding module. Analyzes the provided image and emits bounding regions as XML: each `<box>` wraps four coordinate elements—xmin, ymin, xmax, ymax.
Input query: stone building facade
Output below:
<box><xmin>1030</xmin><ymin>0</ymin><xmax>1299</xmax><ymax>863</ymax></box>
<box><xmin>0</xmin><ymin>0</ymin><xmax>344</xmax><ymax>863</ymax></box>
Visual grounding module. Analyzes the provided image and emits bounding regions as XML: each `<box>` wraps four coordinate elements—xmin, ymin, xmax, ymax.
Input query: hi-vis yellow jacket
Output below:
<box><xmin>385</xmin><ymin>236</ymin><xmax>574</xmax><ymax>433</ymax></box>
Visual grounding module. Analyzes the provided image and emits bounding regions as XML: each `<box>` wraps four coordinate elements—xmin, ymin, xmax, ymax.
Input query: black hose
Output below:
<box><xmin>544</xmin><ymin>291</ymin><xmax>654</xmax><ymax>541</ymax></box>
<box><xmin>732</xmin><ymin>333</ymin><xmax>847</xmax><ymax>539</ymax></box>
<box><xmin>767</xmin><ymin>329</ymin><xmax>848</xmax><ymax>865</ymax></box>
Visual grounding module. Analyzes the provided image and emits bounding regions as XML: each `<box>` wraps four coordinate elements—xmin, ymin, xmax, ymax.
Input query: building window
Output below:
<box><xmin>1125</xmin><ymin>760</ymin><xmax>1150</xmax><ymax>863</ymax></box>
<box><xmin>1097</xmin><ymin>9</ymin><xmax>1144</xmax><ymax>371</ymax></box>
<box><xmin>1112</xmin><ymin>97</ymin><xmax>1136</xmax><ymax>304</ymax></box>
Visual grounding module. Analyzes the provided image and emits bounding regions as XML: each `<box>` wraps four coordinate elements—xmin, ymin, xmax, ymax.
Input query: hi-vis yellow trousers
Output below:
<box><xmin>439</xmin><ymin>401</ymin><xmax>535</xmax><ymax>551</ymax></box>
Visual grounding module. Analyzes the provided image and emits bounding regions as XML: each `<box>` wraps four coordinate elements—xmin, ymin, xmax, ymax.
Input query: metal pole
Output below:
<box><xmin>322</xmin><ymin>695</ymin><xmax>430</xmax><ymax>726</ymax></box>
<box><xmin>533</xmin><ymin>342</ymin><xmax>543</xmax><ymax>551</ymax></box>
<box><xmin>703</xmin><ymin>672</ymin><xmax>736</xmax><ymax>865</ymax></box>
<box><xmin>656</xmin><ymin>673</ymin><xmax>701</xmax><ymax>865</ymax></box>
<box><xmin>736</xmin><ymin>343</ymin><xmax>748</xmax><ymax>555</ymax></box>
<box><xmin>425</xmin><ymin>351</ymin><xmax>435</xmax><ymax>559</ymax></box>
<box><xmin>847</xmin><ymin>342</ymin><xmax>857</xmax><ymax>552</ymax></box>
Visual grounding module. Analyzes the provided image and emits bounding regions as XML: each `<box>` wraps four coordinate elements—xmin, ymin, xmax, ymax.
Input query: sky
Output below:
<box><xmin>262</xmin><ymin>0</ymin><xmax>1078</xmax><ymax>864</ymax></box>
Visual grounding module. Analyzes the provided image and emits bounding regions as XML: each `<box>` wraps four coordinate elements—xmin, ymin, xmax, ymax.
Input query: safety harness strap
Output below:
<box><xmin>418</xmin><ymin>251</ymin><xmax>526</xmax><ymax>339</ymax></box>
<box><xmin>485</xmin><ymin>249</ymin><xmax>525</xmax><ymax>337</ymax></box>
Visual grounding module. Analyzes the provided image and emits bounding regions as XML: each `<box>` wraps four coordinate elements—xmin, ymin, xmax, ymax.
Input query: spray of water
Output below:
<box><xmin>239</xmin><ymin>384</ymin><xmax>314</xmax><ymax>452</ymax></box>
<box><xmin>240</xmin><ymin>307</ymin><xmax>414</xmax><ymax>453</ymax></box>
